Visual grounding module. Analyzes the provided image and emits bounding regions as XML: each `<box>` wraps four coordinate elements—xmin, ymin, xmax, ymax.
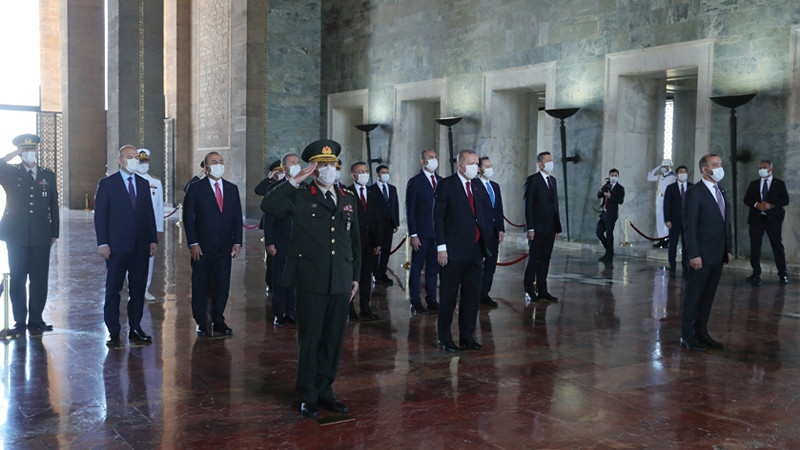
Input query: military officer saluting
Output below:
<box><xmin>0</xmin><ymin>134</ymin><xmax>60</xmax><ymax>336</ymax></box>
<box><xmin>261</xmin><ymin>139</ymin><xmax>360</xmax><ymax>419</ymax></box>
<box><xmin>135</xmin><ymin>148</ymin><xmax>164</xmax><ymax>301</ymax></box>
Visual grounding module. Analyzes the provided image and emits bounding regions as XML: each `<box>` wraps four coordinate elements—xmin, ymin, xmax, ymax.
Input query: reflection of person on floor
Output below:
<box><xmin>647</xmin><ymin>159</ymin><xmax>676</xmax><ymax>247</ymax></box>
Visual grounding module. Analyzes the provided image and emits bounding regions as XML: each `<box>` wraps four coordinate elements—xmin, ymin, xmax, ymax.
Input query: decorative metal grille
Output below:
<box><xmin>36</xmin><ymin>111</ymin><xmax>63</xmax><ymax>207</ymax></box>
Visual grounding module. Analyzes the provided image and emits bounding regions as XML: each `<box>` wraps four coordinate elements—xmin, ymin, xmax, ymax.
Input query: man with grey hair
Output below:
<box><xmin>523</xmin><ymin>151</ymin><xmax>562</xmax><ymax>301</ymax></box>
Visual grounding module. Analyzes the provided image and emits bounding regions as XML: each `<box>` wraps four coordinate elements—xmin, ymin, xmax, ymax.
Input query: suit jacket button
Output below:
<box><xmin>331</xmin><ymin>239</ymin><xmax>335</xmax><ymax>243</ymax></box>
<box><xmin>331</xmin><ymin>216</ymin><xmax>335</xmax><ymax>220</ymax></box>
<box><xmin>30</xmin><ymin>210</ymin><xmax>34</xmax><ymax>214</ymax></box>
<box><xmin>298</xmin><ymin>253</ymin><xmax>302</xmax><ymax>257</ymax></box>
<box><xmin>331</xmin><ymin>227</ymin><xmax>335</xmax><ymax>232</ymax></box>
<box><xmin>331</xmin><ymin>250</ymin><xmax>336</xmax><ymax>255</ymax></box>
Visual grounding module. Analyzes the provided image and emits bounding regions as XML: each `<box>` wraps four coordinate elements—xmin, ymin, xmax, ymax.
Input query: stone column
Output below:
<box><xmin>164</xmin><ymin>0</ymin><xmax>192</xmax><ymax>203</ymax></box>
<box><xmin>40</xmin><ymin>0</ymin><xmax>61</xmax><ymax>112</ymax></box>
<box><xmin>60</xmin><ymin>0</ymin><xmax>106</xmax><ymax>209</ymax></box>
<box><xmin>107</xmin><ymin>0</ymin><xmax>165</xmax><ymax>178</ymax></box>
<box><xmin>672</xmin><ymin>88</ymin><xmax>698</xmax><ymax>178</ymax></box>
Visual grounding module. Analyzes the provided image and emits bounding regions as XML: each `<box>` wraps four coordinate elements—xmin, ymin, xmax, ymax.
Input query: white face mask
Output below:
<box><xmin>709</xmin><ymin>167</ymin><xmax>724</xmax><ymax>182</ymax></box>
<box><xmin>356</xmin><ymin>173</ymin><xmax>370</xmax><ymax>185</ymax></box>
<box><xmin>677</xmin><ymin>173</ymin><xmax>688</xmax><ymax>182</ymax></box>
<box><xmin>482</xmin><ymin>167</ymin><xmax>494</xmax><ymax>179</ymax></box>
<box><xmin>208</xmin><ymin>164</ymin><xmax>225</xmax><ymax>179</ymax></box>
<box><xmin>287</xmin><ymin>164</ymin><xmax>302</xmax><ymax>178</ymax></box>
<box><xmin>317</xmin><ymin>165</ymin><xmax>337</xmax><ymax>186</ymax></box>
<box><xmin>123</xmin><ymin>157</ymin><xmax>140</xmax><ymax>173</ymax></box>
<box><xmin>380</xmin><ymin>173</ymin><xmax>390</xmax><ymax>183</ymax></box>
<box><xmin>542</xmin><ymin>161</ymin><xmax>554</xmax><ymax>173</ymax></box>
<box><xmin>425</xmin><ymin>158</ymin><xmax>438</xmax><ymax>172</ymax></box>
<box><xmin>758</xmin><ymin>168</ymin><xmax>770</xmax><ymax>178</ymax></box>
<box><xmin>335</xmin><ymin>170</ymin><xmax>342</xmax><ymax>182</ymax></box>
<box><xmin>463</xmin><ymin>164</ymin><xmax>479</xmax><ymax>179</ymax></box>
<box><xmin>276</xmin><ymin>172</ymin><xmax>286</xmax><ymax>181</ymax></box>
<box><xmin>610</xmin><ymin>176</ymin><xmax>618</xmax><ymax>184</ymax></box>
<box><xmin>661</xmin><ymin>167</ymin><xmax>669</xmax><ymax>174</ymax></box>
<box><xmin>20</xmin><ymin>151</ymin><xmax>36</xmax><ymax>165</ymax></box>
<box><xmin>136</xmin><ymin>162</ymin><xmax>149</xmax><ymax>174</ymax></box>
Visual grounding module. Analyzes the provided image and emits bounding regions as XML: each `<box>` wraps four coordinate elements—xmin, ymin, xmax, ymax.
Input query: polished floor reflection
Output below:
<box><xmin>2</xmin><ymin>210</ymin><xmax>800</xmax><ymax>448</ymax></box>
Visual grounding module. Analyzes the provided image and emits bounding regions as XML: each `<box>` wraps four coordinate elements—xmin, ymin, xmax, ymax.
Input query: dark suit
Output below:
<box><xmin>255</xmin><ymin>177</ymin><xmax>277</xmax><ymax>286</ymax></box>
<box><xmin>261</xmin><ymin>180</ymin><xmax>360</xmax><ymax>404</ymax></box>
<box><xmin>663</xmin><ymin>181</ymin><xmax>692</xmax><ymax>272</ymax></box>
<box><xmin>434</xmin><ymin>174</ymin><xmax>493</xmax><ymax>344</ymax></box>
<box><xmin>350</xmin><ymin>183</ymin><xmax>383</xmax><ymax>311</ymax></box>
<box><xmin>477</xmin><ymin>178</ymin><xmax>504</xmax><ymax>298</ymax></box>
<box><xmin>0</xmin><ymin>161</ymin><xmax>59</xmax><ymax>330</ymax></box>
<box><xmin>263</xmin><ymin>179</ymin><xmax>295</xmax><ymax>318</ymax></box>
<box><xmin>681</xmin><ymin>180</ymin><xmax>733</xmax><ymax>342</ymax></box>
<box><xmin>406</xmin><ymin>169</ymin><xmax>442</xmax><ymax>307</ymax></box>
<box><xmin>523</xmin><ymin>173</ymin><xmax>562</xmax><ymax>296</ymax></box>
<box><xmin>370</xmin><ymin>181</ymin><xmax>400</xmax><ymax>280</ymax></box>
<box><xmin>183</xmin><ymin>177</ymin><xmax>243</xmax><ymax>326</ymax></box>
<box><xmin>596</xmin><ymin>182</ymin><xmax>625</xmax><ymax>257</ymax></box>
<box><xmin>94</xmin><ymin>171</ymin><xmax>158</xmax><ymax>335</ymax></box>
<box><xmin>743</xmin><ymin>177</ymin><xmax>789</xmax><ymax>276</ymax></box>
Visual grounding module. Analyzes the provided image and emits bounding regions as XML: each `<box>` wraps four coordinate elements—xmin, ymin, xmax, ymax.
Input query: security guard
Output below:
<box><xmin>261</xmin><ymin>139</ymin><xmax>360</xmax><ymax>419</ymax></box>
<box><xmin>135</xmin><ymin>148</ymin><xmax>164</xmax><ymax>300</ymax></box>
<box><xmin>0</xmin><ymin>134</ymin><xmax>59</xmax><ymax>335</ymax></box>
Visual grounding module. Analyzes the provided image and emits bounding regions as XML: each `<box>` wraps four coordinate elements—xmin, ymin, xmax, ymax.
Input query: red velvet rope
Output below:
<box><xmin>243</xmin><ymin>223</ymin><xmax>260</xmax><ymax>230</ymax></box>
<box><xmin>503</xmin><ymin>216</ymin><xmax>525</xmax><ymax>228</ymax></box>
<box><xmin>496</xmin><ymin>253</ymin><xmax>529</xmax><ymax>266</ymax></box>
<box><xmin>628</xmin><ymin>221</ymin><xmax>668</xmax><ymax>241</ymax></box>
<box><xmin>389</xmin><ymin>235</ymin><xmax>407</xmax><ymax>255</ymax></box>
<box><xmin>163</xmin><ymin>206</ymin><xmax>180</xmax><ymax>218</ymax></box>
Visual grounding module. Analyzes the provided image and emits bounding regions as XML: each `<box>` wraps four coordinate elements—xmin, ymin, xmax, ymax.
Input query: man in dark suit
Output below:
<box><xmin>406</xmin><ymin>149</ymin><xmax>443</xmax><ymax>314</ymax></box>
<box><xmin>681</xmin><ymin>154</ymin><xmax>733</xmax><ymax>352</ymax></box>
<box><xmin>523</xmin><ymin>152</ymin><xmax>562</xmax><ymax>302</ymax></box>
<box><xmin>0</xmin><ymin>134</ymin><xmax>59</xmax><ymax>336</ymax></box>
<box><xmin>94</xmin><ymin>145</ymin><xmax>158</xmax><ymax>347</ymax></box>
<box><xmin>477</xmin><ymin>156</ymin><xmax>504</xmax><ymax>307</ymax></box>
<box><xmin>261</xmin><ymin>139</ymin><xmax>360</xmax><ymax>419</ymax></box>
<box><xmin>371</xmin><ymin>164</ymin><xmax>400</xmax><ymax>285</ymax></box>
<box><xmin>349</xmin><ymin>161</ymin><xmax>382</xmax><ymax>320</ymax></box>
<box><xmin>596</xmin><ymin>168</ymin><xmax>625</xmax><ymax>264</ymax></box>
<box><xmin>743</xmin><ymin>160</ymin><xmax>790</xmax><ymax>286</ymax></box>
<box><xmin>434</xmin><ymin>150</ymin><xmax>494</xmax><ymax>352</ymax></box>
<box><xmin>263</xmin><ymin>153</ymin><xmax>301</xmax><ymax>326</ymax></box>
<box><xmin>183</xmin><ymin>151</ymin><xmax>243</xmax><ymax>337</ymax></box>
<box><xmin>255</xmin><ymin>159</ymin><xmax>283</xmax><ymax>292</ymax></box>
<box><xmin>663</xmin><ymin>165</ymin><xmax>692</xmax><ymax>274</ymax></box>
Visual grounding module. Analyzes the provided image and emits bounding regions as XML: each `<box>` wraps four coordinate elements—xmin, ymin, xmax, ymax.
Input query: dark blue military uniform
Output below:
<box><xmin>0</xmin><ymin>134</ymin><xmax>59</xmax><ymax>334</ymax></box>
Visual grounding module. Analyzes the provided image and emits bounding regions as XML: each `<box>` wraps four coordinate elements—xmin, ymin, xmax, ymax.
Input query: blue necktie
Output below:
<box><xmin>761</xmin><ymin>180</ymin><xmax>768</xmax><ymax>202</ymax></box>
<box><xmin>485</xmin><ymin>181</ymin><xmax>495</xmax><ymax>207</ymax></box>
<box><xmin>127</xmin><ymin>176</ymin><xmax>136</xmax><ymax>208</ymax></box>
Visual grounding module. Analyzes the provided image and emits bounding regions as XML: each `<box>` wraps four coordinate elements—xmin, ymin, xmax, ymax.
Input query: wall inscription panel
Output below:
<box><xmin>195</xmin><ymin>0</ymin><xmax>230</xmax><ymax>149</ymax></box>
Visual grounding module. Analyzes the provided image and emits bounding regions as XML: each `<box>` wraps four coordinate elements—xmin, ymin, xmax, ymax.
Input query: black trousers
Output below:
<box><xmin>271</xmin><ymin>247</ymin><xmax>296</xmax><ymax>317</ymax></box>
<box><xmin>265</xmin><ymin>252</ymin><xmax>274</xmax><ymax>287</ymax></box>
<box><xmin>438</xmin><ymin>245</ymin><xmax>482</xmax><ymax>343</ymax></box>
<box><xmin>681</xmin><ymin>262</ymin><xmax>723</xmax><ymax>340</ymax></box>
<box><xmin>7</xmin><ymin>243</ymin><xmax>52</xmax><ymax>329</ymax></box>
<box><xmin>523</xmin><ymin>232</ymin><xmax>555</xmax><ymax>295</ymax></box>
<box><xmin>667</xmin><ymin>224</ymin><xmax>687</xmax><ymax>271</ymax></box>
<box><xmin>358</xmin><ymin>244</ymin><xmax>377</xmax><ymax>310</ymax></box>
<box><xmin>596</xmin><ymin>215</ymin><xmax>617</xmax><ymax>256</ymax></box>
<box><xmin>104</xmin><ymin>249</ymin><xmax>149</xmax><ymax>334</ymax></box>
<box><xmin>295</xmin><ymin>290</ymin><xmax>349</xmax><ymax>403</ymax></box>
<box><xmin>190</xmin><ymin>251</ymin><xmax>232</xmax><ymax>325</ymax></box>
<box><xmin>749</xmin><ymin>216</ymin><xmax>787</xmax><ymax>276</ymax></box>
<box><xmin>409</xmin><ymin>236</ymin><xmax>439</xmax><ymax>305</ymax></box>
<box><xmin>480</xmin><ymin>246</ymin><xmax>499</xmax><ymax>298</ymax></box>
<box><xmin>374</xmin><ymin>220</ymin><xmax>395</xmax><ymax>278</ymax></box>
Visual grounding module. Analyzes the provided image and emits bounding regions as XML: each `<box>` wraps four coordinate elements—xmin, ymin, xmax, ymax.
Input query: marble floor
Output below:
<box><xmin>2</xmin><ymin>210</ymin><xmax>800</xmax><ymax>448</ymax></box>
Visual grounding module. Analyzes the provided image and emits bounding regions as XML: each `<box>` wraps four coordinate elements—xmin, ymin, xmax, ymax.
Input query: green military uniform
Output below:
<box><xmin>260</xmin><ymin>139</ymin><xmax>360</xmax><ymax>409</ymax></box>
<box><xmin>0</xmin><ymin>134</ymin><xmax>59</xmax><ymax>333</ymax></box>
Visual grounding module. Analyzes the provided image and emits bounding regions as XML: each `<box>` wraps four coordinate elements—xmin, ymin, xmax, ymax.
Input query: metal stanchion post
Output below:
<box><xmin>1</xmin><ymin>273</ymin><xmax>13</xmax><ymax>340</ymax></box>
<box><xmin>176</xmin><ymin>203</ymin><xmax>183</xmax><ymax>228</ymax></box>
<box><xmin>622</xmin><ymin>217</ymin><xmax>632</xmax><ymax>247</ymax></box>
<box><xmin>403</xmin><ymin>232</ymin><xmax>411</xmax><ymax>303</ymax></box>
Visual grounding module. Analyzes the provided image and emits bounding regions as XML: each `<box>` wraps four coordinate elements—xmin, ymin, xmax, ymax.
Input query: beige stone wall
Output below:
<box><xmin>40</xmin><ymin>0</ymin><xmax>60</xmax><ymax>112</ymax></box>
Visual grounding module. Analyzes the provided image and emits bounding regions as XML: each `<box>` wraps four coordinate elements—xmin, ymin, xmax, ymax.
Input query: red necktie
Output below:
<box><xmin>466</xmin><ymin>181</ymin><xmax>479</xmax><ymax>242</ymax></box>
<box><xmin>680</xmin><ymin>183</ymin><xmax>685</xmax><ymax>199</ymax></box>
<box><xmin>215</xmin><ymin>181</ymin><xmax>223</xmax><ymax>212</ymax></box>
<box><xmin>431</xmin><ymin>174</ymin><xmax>437</xmax><ymax>190</ymax></box>
<box><xmin>360</xmin><ymin>186</ymin><xmax>367</xmax><ymax>210</ymax></box>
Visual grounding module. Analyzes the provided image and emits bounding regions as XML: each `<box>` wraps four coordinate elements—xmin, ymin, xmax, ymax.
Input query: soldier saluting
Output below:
<box><xmin>261</xmin><ymin>139</ymin><xmax>360</xmax><ymax>419</ymax></box>
<box><xmin>0</xmin><ymin>134</ymin><xmax>60</xmax><ymax>336</ymax></box>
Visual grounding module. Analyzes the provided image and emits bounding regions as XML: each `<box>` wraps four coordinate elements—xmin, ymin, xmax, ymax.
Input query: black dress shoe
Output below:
<box><xmin>410</xmin><ymin>303</ymin><xmax>428</xmax><ymax>314</ymax></box>
<box><xmin>107</xmin><ymin>333</ymin><xmax>121</xmax><ymax>347</ymax></box>
<box><xmin>538</xmin><ymin>293</ymin><xmax>559</xmax><ymax>302</ymax></box>
<box><xmin>524</xmin><ymin>289</ymin><xmax>538</xmax><ymax>301</ymax></box>
<box><xmin>779</xmin><ymin>275</ymin><xmax>789</xmax><ymax>285</ymax></box>
<box><xmin>213</xmin><ymin>322</ymin><xmax>233</xmax><ymax>335</ymax></box>
<box><xmin>438</xmin><ymin>340</ymin><xmax>460</xmax><ymax>353</ymax></box>
<box><xmin>28</xmin><ymin>322</ymin><xmax>54</xmax><ymax>332</ymax></box>
<box><xmin>129</xmin><ymin>329</ymin><xmax>153</xmax><ymax>343</ymax></box>
<box><xmin>426</xmin><ymin>299</ymin><xmax>440</xmax><ymax>311</ymax></box>
<box><xmin>679</xmin><ymin>338</ymin><xmax>706</xmax><ymax>352</ymax></box>
<box><xmin>360</xmin><ymin>309</ymin><xmax>381</xmax><ymax>320</ymax></box>
<box><xmin>459</xmin><ymin>340</ymin><xmax>483</xmax><ymax>350</ymax></box>
<box><xmin>746</xmin><ymin>274</ymin><xmax>762</xmax><ymax>286</ymax></box>
<box><xmin>480</xmin><ymin>296</ymin><xmax>499</xmax><ymax>308</ymax></box>
<box><xmin>376</xmin><ymin>275</ymin><xmax>394</xmax><ymax>286</ymax></box>
<box><xmin>318</xmin><ymin>398</ymin><xmax>348</xmax><ymax>413</ymax></box>
<box><xmin>284</xmin><ymin>314</ymin><xmax>297</xmax><ymax>325</ymax></box>
<box><xmin>273</xmin><ymin>315</ymin><xmax>285</xmax><ymax>327</ymax></box>
<box><xmin>698</xmin><ymin>334</ymin><xmax>724</xmax><ymax>349</ymax></box>
<box><xmin>300</xmin><ymin>402</ymin><xmax>319</xmax><ymax>418</ymax></box>
<box><xmin>197</xmin><ymin>323</ymin><xmax>212</xmax><ymax>337</ymax></box>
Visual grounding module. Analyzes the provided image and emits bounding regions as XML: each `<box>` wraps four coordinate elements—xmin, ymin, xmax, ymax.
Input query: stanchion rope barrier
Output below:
<box><xmin>503</xmin><ymin>216</ymin><xmax>525</xmax><ymax>228</ymax></box>
<box><xmin>389</xmin><ymin>236</ymin><xmax>407</xmax><ymax>255</ymax></box>
<box><xmin>497</xmin><ymin>253</ymin><xmax>529</xmax><ymax>266</ymax></box>
<box><xmin>628</xmin><ymin>221</ymin><xmax>668</xmax><ymax>242</ymax></box>
<box><xmin>163</xmin><ymin>206</ymin><xmax>180</xmax><ymax>218</ymax></box>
